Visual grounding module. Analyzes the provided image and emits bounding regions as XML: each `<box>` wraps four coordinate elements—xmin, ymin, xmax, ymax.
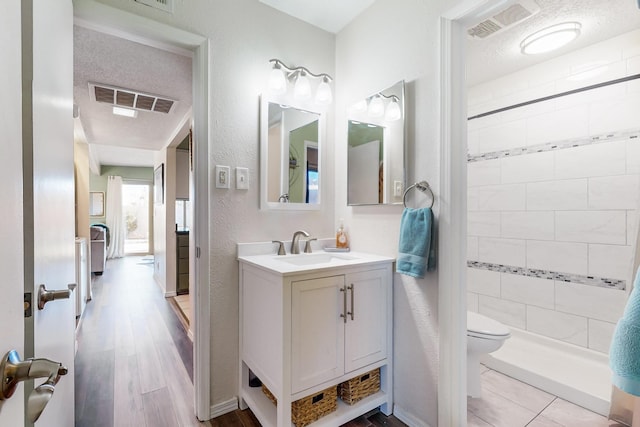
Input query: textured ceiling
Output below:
<box><xmin>74</xmin><ymin>25</ymin><xmax>192</xmax><ymax>167</ymax></box>
<box><xmin>466</xmin><ymin>0</ymin><xmax>640</xmax><ymax>86</ymax></box>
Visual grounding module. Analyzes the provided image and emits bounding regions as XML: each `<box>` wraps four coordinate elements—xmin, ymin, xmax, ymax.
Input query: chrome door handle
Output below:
<box><xmin>339</xmin><ymin>286</ymin><xmax>347</xmax><ymax>323</ymax></box>
<box><xmin>0</xmin><ymin>350</ymin><xmax>68</xmax><ymax>422</ymax></box>
<box><xmin>347</xmin><ymin>284</ymin><xmax>354</xmax><ymax>321</ymax></box>
<box><xmin>37</xmin><ymin>283</ymin><xmax>74</xmax><ymax>310</ymax></box>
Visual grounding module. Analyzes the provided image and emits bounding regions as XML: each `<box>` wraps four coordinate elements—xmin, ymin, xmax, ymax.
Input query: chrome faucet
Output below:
<box><xmin>290</xmin><ymin>230</ymin><xmax>310</xmax><ymax>254</ymax></box>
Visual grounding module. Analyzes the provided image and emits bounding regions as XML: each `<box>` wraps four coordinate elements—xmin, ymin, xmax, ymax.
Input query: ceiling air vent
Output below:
<box><xmin>134</xmin><ymin>0</ymin><xmax>174</xmax><ymax>13</ymax></box>
<box><xmin>467</xmin><ymin>0</ymin><xmax>540</xmax><ymax>40</ymax></box>
<box><xmin>89</xmin><ymin>83</ymin><xmax>177</xmax><ymax>115</ymax></box>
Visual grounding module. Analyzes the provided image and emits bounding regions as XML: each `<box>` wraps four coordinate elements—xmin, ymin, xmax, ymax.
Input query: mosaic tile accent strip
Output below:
<box><xmin>467</xmin><ymin>129</ymin><xmax>639</xmax><ymax>163</ymax></box>
<box><xmin>467</xmin><ymin>260</ymin><xmax>626</xmax><ymax>291</ymax></box>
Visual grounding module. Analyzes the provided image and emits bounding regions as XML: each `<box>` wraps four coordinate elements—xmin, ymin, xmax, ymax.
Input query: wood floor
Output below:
<box><xmin>75</xmin><ymin>256</ymin><xmax>202</xmax><ymax>427</ymax></box>
<box><xmin>210</xmin><ymin>409</ymin><xmax>407</xmax><ymax>427</ymax></box>
<box><xmin>75</xmin><ymin>256</ymin><xmax>406</xmax><ymax>427</ymax></box>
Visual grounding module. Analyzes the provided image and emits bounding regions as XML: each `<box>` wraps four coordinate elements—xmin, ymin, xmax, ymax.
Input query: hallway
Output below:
<box><xmin>74</xmin><ymin>256</ymin><xmax>204</xmax><ymax>427</ymax></box>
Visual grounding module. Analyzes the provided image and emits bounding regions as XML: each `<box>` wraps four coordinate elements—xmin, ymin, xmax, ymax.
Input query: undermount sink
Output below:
<box><xmin>276</xmin><ymin>253</ymin><xmax>357</xmax><ymax>266</ymax></box>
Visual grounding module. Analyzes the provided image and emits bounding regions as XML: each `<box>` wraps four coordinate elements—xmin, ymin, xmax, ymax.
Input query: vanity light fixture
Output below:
<box><xmin>368</xmin><ymin>95</ymin><xmax>385</xmax><ymax>117</ymax></box>
<box><xmin>294</xmin><ymin>70</ymin><xmax>312</xmax><ymax>99</ymax></box>
<box><xmin>385</xmin><ymin>97</ymin><xmax>402</xmax><ymax>121</ymax></box>
<box><xmin>268</xmin><ymin>59</ymin><xmax>333</xmax><ymax>105</ymax></box>
<box><xmin>268</xmin><ymin>62</ymin><xmax>287</xmax><ymax>95</ymax></box>
<box><xmin>315</xmin><ymin>76</ymin><xmax>333</xmax><ymax>104</ymax></box>
<box><xmin>520</xmin><ymin>22</ymin><xmax>581</xmax><ymax>55</ymax></box>
<box><xmin>366</xmin><ymin>93</ymin><xmax>401</xmax><ymax>121</ymax></box>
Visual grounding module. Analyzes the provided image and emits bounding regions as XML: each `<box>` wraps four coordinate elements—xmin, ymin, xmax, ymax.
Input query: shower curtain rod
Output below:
<box><xmin>468</xmin><ymin>73</ymin><xmax>640</xmax><ymax>121</ymax></box>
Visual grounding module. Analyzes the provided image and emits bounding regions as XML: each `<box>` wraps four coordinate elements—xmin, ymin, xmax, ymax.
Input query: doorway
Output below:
<box><xmin>74</xmin><ymin>2</ymin><xmax>210</xmax><ymax>420</ymax></box>
<box><xmin>122</xmin><ymin>182</ymin><xmax>151</xmax><ymax>255</ymax></box>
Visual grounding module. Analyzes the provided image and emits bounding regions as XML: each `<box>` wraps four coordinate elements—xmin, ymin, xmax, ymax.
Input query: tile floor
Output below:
<box><xmin>468</xmin><ymin>365</ymin><xmax>622</xmax><ymax>427</ymax></box>
<box><xmin>173</xmin><ymin>294</ymin><xmax>191</xmax><ymax>323</ymax></box>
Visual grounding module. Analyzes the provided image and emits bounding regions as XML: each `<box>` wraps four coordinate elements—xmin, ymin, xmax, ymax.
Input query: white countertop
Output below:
<box><xmin>237</xmin><ymin>239</ymin><xmax>394</xmax><ymax>275</ymax></box>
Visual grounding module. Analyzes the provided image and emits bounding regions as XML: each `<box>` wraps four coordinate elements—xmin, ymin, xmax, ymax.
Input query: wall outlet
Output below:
<box><xmin>236</xmin><ymin>167</ymin><xmax>249</xmax><ymax>190</ymax></box>
<box><xmin>215</xmin><ymin>165</ymin><xmax>230</xmax><ymax>189</ymax></box>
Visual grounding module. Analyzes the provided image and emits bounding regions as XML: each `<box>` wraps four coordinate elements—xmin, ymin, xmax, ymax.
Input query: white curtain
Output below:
<box><xmin>106</xmin><ymin>176</ymin><xmax>125</xmax><ymax>259</ymax></box>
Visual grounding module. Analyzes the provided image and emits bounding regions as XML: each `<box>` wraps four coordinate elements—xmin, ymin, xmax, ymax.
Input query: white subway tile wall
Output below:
<box><xmin>526</xmin><ymin>305</ymin><xmax>588</xmax><ymax>347</ymax></box>
<box><xmin>588</xmin><ymin>175</ymin><xmax>640</xmax><ymax>210</ymax></box>
<box><xmin>587</xmin><ymin>319</ymin><xmax>617</xmax><ymax>354</ymax></box>
<box><xmin>526</xmin><ymin>179</ymin><xmax>588</xmax><ymax>211</ymax></box>
<box><xmin>554</xmin><ymin>282</ymin><xmax>627</xmax><ymax>323</ymax></box>
<box><xmin>588</xmin><ymin>243</ymin><xmax>633</xmax><ymax>280</ymax></box>
<box><xmin>500</xmin><ymin>273</ymin><xmax>555</xmax><ymax>309</ymax></box>
<box><xmin>478</xmin><ymin>237</ymin><xmax>527</xmax><ymax>267</ymax></box>
<box><xmin>478</xmin><ymin>295</ymin><xmax>527</xmax><ymax>330</ymax></box>
<box><xmin>467</xmin><ymin>267</ymin><xmax>501</xmax><ymax>297</ymax></box>
<box><xmin>526</xmin><ymin>240</ymin><xmax>588</xmax><ymax>275</ymax></box>
<box><xmin>466</xmin><ymin>29</ymin><xmax>640</xmax><ymax>354</ymax></box>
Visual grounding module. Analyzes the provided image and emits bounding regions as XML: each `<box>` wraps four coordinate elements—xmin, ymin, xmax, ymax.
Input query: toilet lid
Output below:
<box><xmin>467</xmin><ymin>311</ymin><xmax>510</xmax><ymax>338</ymax></box>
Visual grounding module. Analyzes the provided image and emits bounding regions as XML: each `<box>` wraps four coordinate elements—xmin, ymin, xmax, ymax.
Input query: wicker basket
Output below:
<box><xmin>261</xmin><ymin>383</ymin><xmax>277</xmax><ymax>406</ymax></box>
<box><xmin>338</xmin><ymin>368</ymin><xmax>381</xmax><ymax>405</ymax></box>
<box><xmin>261</xmin><ymin>384</ymin><xmax>337</xmax><ymax>427</ymax></box>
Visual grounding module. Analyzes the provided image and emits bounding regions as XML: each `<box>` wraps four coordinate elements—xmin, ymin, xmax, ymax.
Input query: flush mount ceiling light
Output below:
<box><xmin>520</xmin><ymin>22</ymin><xmax>581</xmax><ymax>55</ymax></box>
<box><xmin>268</xmin><ymin>59</ymin><xmax>333</xmax><ymax>105</ymax></box>
<box><xmin>113</xmin><ymin>106</ymin><xmax>138</xmax><ymax>118</ymax></box>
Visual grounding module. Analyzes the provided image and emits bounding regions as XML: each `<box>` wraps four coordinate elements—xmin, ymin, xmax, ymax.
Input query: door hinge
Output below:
<box><xmin>24</xmin><ymin>292</ymin><xmax>32</xmax><ymax>318</ymax></box>
<box><xmin>196</xmin><ymin>246</ymin><xmax>201</xmax><ymax>258</ymax></box>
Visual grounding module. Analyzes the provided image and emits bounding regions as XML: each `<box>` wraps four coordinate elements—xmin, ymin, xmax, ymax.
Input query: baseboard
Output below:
<box><xmin>210</xmin><ymin>397</ymin><xmax>238</xmax><ymax>419</ymax></box>
<box><xmin>164</xmin><ymin>291</ymin><xmax>177</xmax><ymax>297</ymax></box>
<box><xmin>393</xmin><ymin>404</ymin><xmax>433</xmax><ymax>427</ymax></box>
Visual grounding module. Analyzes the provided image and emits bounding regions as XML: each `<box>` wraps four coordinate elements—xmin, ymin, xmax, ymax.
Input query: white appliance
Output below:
<box><xmin>75</xmin><ymin>237</ymin><xmax>89</xmax><ymax>318</ymax></box>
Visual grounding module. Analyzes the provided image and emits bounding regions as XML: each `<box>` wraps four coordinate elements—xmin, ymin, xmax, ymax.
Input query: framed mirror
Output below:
<box><xmin>89</xmin><ymin>191</ymin><xmax>105</xmax><ymax>217</ymax></box>
<box><xmin>347</xmin><ymin>80</ymin><xmax>405</xmax><ymax>205</ymax></box>
<box><xmin>260</xmin><ymin>95</ymin><xmax>324</xmax><ymax>210</ymax></box>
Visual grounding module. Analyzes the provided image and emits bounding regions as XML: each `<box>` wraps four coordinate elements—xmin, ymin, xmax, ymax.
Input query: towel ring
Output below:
<box><xmin>403</xmin><ymin>180</ymin><xmax>434</xmax><ymax>208</ymax></box>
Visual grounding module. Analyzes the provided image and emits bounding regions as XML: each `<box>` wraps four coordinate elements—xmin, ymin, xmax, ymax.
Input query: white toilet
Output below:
<box><xmin>467</xmin><ymin>311</ymin><xmax>510</xmax><ymax>397</ymax></box>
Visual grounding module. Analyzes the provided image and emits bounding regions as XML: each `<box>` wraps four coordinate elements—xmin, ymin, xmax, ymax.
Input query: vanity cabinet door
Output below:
<box><xmin>344</xmin><ymin>269</ymin><xmax>388</xmax><ymax>373</ymax></box>
<box><xmin>291</xmin><ymin>275</ymin><xmax>345</xmax><ymax>394</ymax></box>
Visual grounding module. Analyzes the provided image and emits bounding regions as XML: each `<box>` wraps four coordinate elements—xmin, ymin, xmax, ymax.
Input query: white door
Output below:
<box><xmin>291</xmin><ymin>276</ymin><xmax>345</xmax><ymax>394</ymax></box>
<box><xmin>344</xmin><ymin>269</ymin><xmax>388</xmax><ymax>373</ymax></box>
<box><xmin>0</xmin><ymin>0</ymin><xmax>75</xmax><ymax>426</ymax></box>
<box><xmin>0</xmin><ymin>0</ymin><xmax>27</xmax><ymax>425</ymax></box>
<box><xmin>348</xmin><ymin>140</ymin><xmax>380</xmax><ymax>205</ymax></box>
<box><xmin>30</xmin><ymin>0</ymin><xmax>76</xmax><ymax>424</ymax></box>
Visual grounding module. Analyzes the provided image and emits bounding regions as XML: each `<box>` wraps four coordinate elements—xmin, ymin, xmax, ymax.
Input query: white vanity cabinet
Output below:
<box><xmin>238</xmin><ymin>256</ymin><xmax>393</xmax><ymax>427</ymax></box>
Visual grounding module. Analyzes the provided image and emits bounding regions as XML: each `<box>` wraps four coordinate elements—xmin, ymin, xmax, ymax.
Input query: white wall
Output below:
<box><xmin>94</xmin><ymin>0</ymin><xmax>336</xmax><ymax>410</ymax></box>
<box><xmin>0</xmin><ymin>0</ymin><xmax>25</xmax><ymax>423</ymax></box>
<box><xmin>336</xmin><ymin>1</ymin><xmax>455</xmax><ymax>425</ymax></box>
<box><xmin>467</xmin><ymin>30</ymin><xmax>640</xmax><ymax>354</ymax></box>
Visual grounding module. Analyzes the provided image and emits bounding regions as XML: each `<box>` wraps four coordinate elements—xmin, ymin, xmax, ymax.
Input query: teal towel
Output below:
<box><xmin>397</xmin><ymin>207</ymin><xmax>436</xmax><ymax>278</ymax></box>
<box><xmin>610</xmin><ymin>266</ymin><xmax>640</xmax><ymax>396</ymax></box>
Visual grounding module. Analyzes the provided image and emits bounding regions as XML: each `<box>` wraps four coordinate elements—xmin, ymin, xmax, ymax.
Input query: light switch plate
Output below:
<box><xmin>236</xmin><ymin>167</ymin><xmax>249</xmax><ymax>190</ymax></box>
<box><xmin>394</xmin><ymin>180</ymin><xmax>404</xmax><ymax>197</ymax></box>
<box><xmin>215</xmin><ymin>165</ymin><xmax>230</xmax><ymax>189</ymax></box>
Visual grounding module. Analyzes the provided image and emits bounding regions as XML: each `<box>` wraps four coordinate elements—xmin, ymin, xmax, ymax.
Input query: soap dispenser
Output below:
<box><xmin>336</xmin><ymin>218</ymin><xmax>349</xmax><ymax>249</ymax></box>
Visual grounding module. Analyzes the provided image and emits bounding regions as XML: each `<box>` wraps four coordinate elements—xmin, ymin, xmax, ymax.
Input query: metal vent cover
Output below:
<box><xmin>134</xmin><ymin>0</ymin><xmax>173</xmax><ymax>13</ymax></box>
<box><xmin>467</xmin><ymin>0</ymin><xmax>540</xmax><ymax>39</ymax></box>
<box><xmin>89</xmin><ymin>83</ymin><xmax>176</xmax><ymax>114</ymax></box>
<box><xmin>493</xmin><ymin>3</ymin><xmax>533</xmax><ymax>26</ymax></box>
